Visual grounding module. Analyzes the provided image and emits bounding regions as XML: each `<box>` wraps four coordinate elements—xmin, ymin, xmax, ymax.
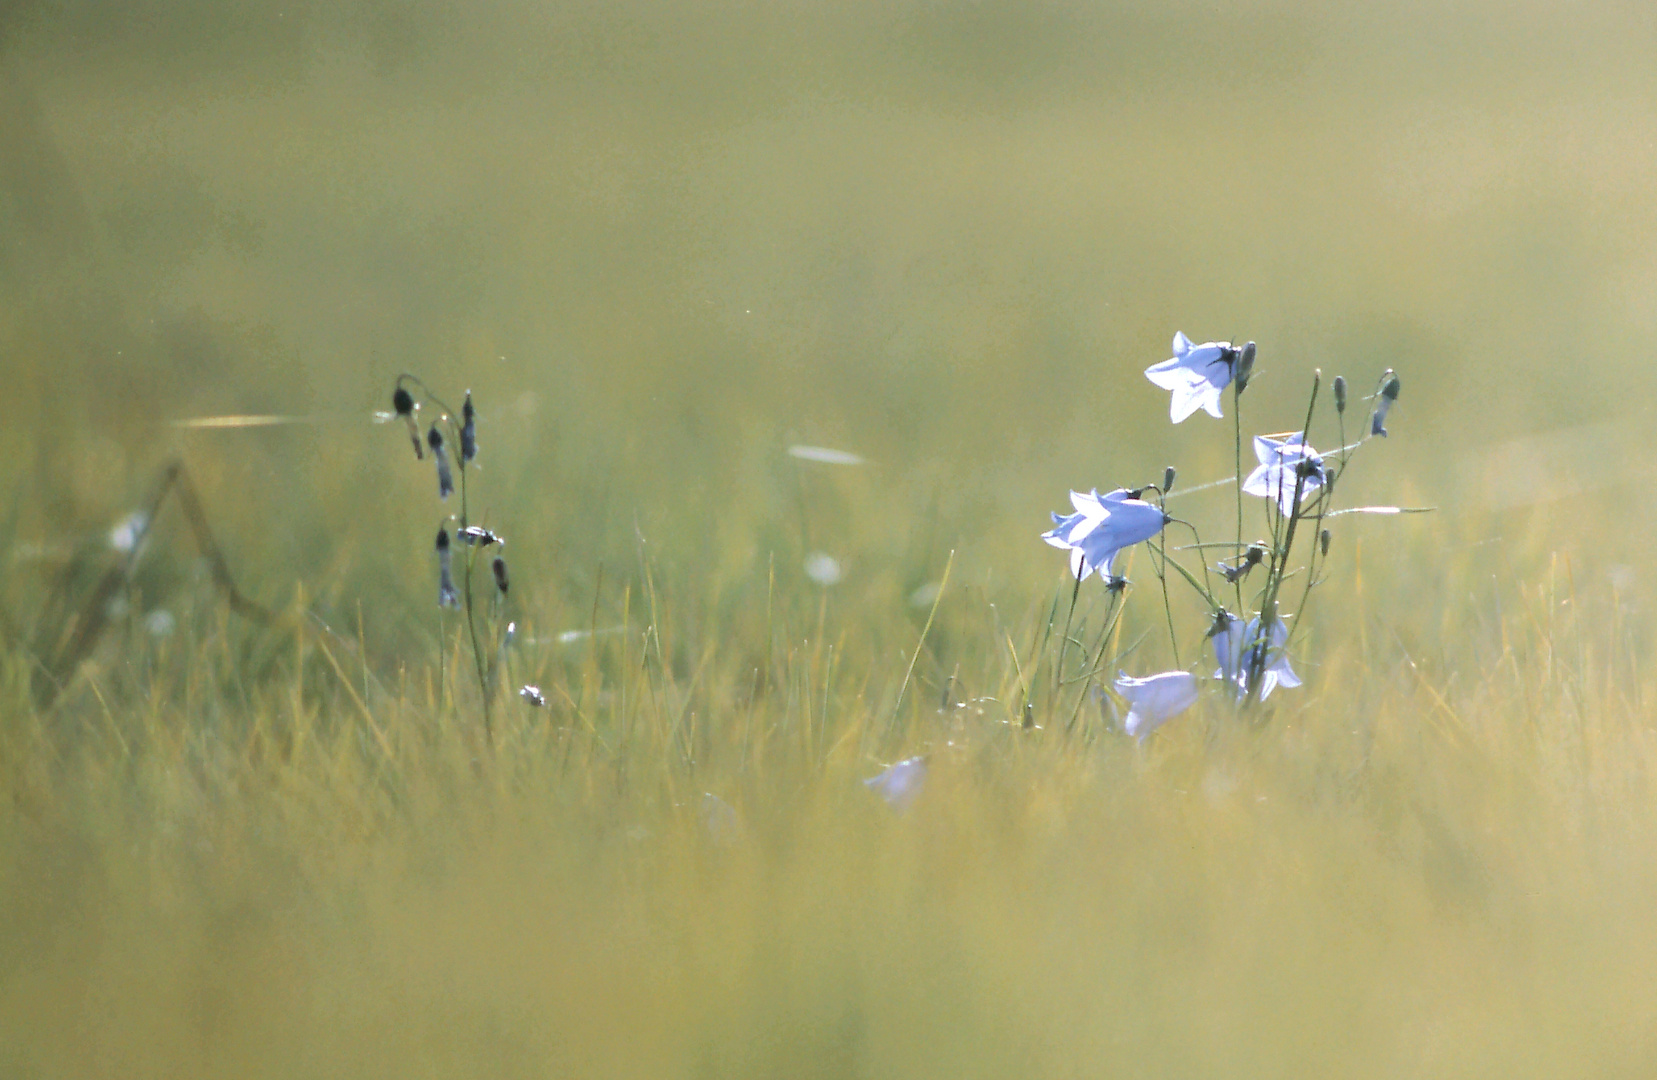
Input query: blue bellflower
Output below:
<box><xmin>1212</xmin><ymin>615</ymin><xmax>1300</xmax><ymax>700</ymax></box>
<box><xmin>1042</xmin><ymin>488</ymin><xmax>1168</xmax><ymax>581</ymax></box>
<box><xmin>1144</xmin><ymin>332</ymin><xmax>1239</xmax><ymax>423</ymax></box>
<box><xmin>1243</xmin><ymin>433</ymin><xmax>1325</xmax><ymax>515</ymax></box>
<box><xmin>864</xmin><ymin>757</ymin><xmax>927</xmax><ymax>811</ymax></box>
<box><xmin>1114</xmin><ymin>670</ymin><xmax>1199</xmax><ymax>740</ymax></box>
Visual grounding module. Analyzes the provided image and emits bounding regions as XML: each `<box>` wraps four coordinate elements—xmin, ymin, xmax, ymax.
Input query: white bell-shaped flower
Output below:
<box><xmin>1242</xmin><ymin>433</ymin><xmax>1325</xmax><ymax>515</ymax></box>
<box><xmin>864</xmin><ymin>757</ymin><xmax>927</xmax><ymax>811</ymax></box>
<box><xmin>1212</xmin><ymin>615</ymin><xmax>1300</xmax><ymax>700</ymax></box>
<box><xmin>1144</xmin><ymin>332</ymin><xmax>1238</xmax><ymax>423</ymax></box>
<box><xmin>1114</xmin><ymin>670</ymin><xmax>1199</xmax><ymax>740</ymax></box>
<box><xmin>1041</xmin><ymin>488</ymin><xmax>1167</xmax><ymax>581</ymax></box>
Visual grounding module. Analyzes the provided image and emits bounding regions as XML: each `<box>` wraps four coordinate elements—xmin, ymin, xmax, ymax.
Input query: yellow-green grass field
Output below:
<box><xmin>5</xmin><ymin>2</ymin><xmax>1657</xmax><ymax>1075</ymax></box>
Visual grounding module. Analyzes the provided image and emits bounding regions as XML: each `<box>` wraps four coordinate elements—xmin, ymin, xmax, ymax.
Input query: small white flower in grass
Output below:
<box><xmin>519</xmin><ymin>685</ymin><xmax>546</xmax><ymax>707</ymax></box>
<box><xmin>1144</xmin><ymin>332</ymin><xmax>1241</xmax><ymax>422</ymax></box>
<box><xmin>1041</xmin><ymin>488</ymin><xmax>1167</xmax><ymax>581</ymax></box>
<box><xmin>110</xmin><ymin>512</ymin><xmax>148</xmax><ymax>554</ymax></box>
<box><xmin>1114</xmin><ymin>670</ymin><xmax>1199</xmax><ymax>740</ymax></box>
<box><xmin>864</xmin><ymin>756</ymin><xmax>926</xmax><ymax>811</ymax></box>
<box><xmin>804</xmin><ymin>552</ymin><xmax>843</xmax><ymax>586</ymax></box>
<box><xmin>700</xmin><ymin>793</ymin><xmax>744</xmax><ymax>847</ymax></box>
<box><xmin>1243</xmin><ymin>433</ymin><xmax>1325</xmax><ymax>515</ymax></box>
<box><xmin>1213</xmin><ymin>616</ymin><xmax>1300</xmax><ymax>700</ymax></box>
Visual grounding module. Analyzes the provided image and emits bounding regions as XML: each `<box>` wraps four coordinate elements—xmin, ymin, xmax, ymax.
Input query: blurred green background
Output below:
<box><xmin>6</xmin><ymin>0</ymin><xmax>1657</xmax><ymax>643</ymax></box>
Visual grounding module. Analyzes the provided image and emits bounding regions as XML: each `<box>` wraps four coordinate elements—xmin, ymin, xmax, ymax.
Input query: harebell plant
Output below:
<box><xmin>389</xmin><ymin>376</ymin><xmax>520</xmax><ymax>746</ymax></box>
<box><xmin>1038</xmin><ymin>334</ymin><xmax>1417</xmax><ymax>740</ymax></box>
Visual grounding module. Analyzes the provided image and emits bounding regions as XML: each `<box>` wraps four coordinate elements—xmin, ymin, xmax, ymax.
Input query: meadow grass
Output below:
<box><xmin>7</xmin><ymin>1</ymin><xmax>1657</xmax><ymax>1075</ymax></box>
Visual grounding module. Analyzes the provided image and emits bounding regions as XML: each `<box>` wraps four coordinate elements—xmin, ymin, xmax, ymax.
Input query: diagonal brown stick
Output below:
<box><xmin>41</xmin><ymin>459</ymin><xmax>281</xmax><ymax>708</ymax></box>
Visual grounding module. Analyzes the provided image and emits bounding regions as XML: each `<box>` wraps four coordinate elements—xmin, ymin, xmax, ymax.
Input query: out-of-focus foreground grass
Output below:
<box><xmin>6</xmin><ymin>1</ymin><xmax>1657</xmax><ymax>1075</ymax></box>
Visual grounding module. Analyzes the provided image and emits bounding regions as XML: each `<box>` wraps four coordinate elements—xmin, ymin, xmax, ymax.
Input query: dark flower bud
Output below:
<box><xmin>1371</xmin><ymin>369</ymin><xmax>1399</xmax><ymax>438</ymax></box>
<box><xmin>1320</xmin><ymin>529</ymin><xmax>1332</xmax><ymax>556</ymax></box>
<box><xmin>1234</xmin><ymin>341</ymin><xmax>1257</xmax><ymax>393</ymax></box>
<box><xmin>436</xmin><ymin>527</ymin><xmax>460</xmax><ymax>608</ymax></box>
<box><xmin>1163</xmin><ymin>466</ymin><xmax>1177</xmax><ymax>494</ymax></box>
<box><xmin>429</xmin><ymin>424</ymin><xmax>454</xmax><ymax>500</ymax></box>
<box><xmin>492</xmin><ymin>555</ymin><xmax>509</xmax><ymax>596</ymax></box>
<box><xmin>1333</xmin><ymin>376</ymin><xmax>1347</xmax><ymax>414</ymax></box>
<box><xmin>395</xmin><ymin>385</ymin><xmax>423</xmax><ymax>459</ymax></box>
<box><xmin>460</xmin><ymin>391</ymin><xmax>477</xmax><ymax>463</ymax></box>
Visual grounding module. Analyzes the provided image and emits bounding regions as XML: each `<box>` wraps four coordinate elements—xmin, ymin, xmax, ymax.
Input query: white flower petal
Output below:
<box><xmin>1144</xmin><ymin>358</ymin><xmax>1198</xmax><ymax>391</ymax></box>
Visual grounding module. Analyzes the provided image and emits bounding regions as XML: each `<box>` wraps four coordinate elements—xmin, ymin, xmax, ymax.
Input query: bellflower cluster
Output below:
<box><xmin>1034</xmin><ymin>333</ymin><xmax>1410</xmax><ymax>740</ymax></box>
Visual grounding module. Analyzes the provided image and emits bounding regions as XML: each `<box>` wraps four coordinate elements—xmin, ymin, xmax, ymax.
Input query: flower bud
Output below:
<box><xmin>394</xmin><ymin>385</ymin><xmax>423</xmax><ymax>459</ymax></box>
<box><xmin>1162</xmin><ymin>466</ymin><xmax>1177</xmax><ymax>494</ymax></box>
<box><xmin>1371</xmin><ymin>369</ymin><xmax>1399</xmax><ymax>438</ymax></box>
<box><xmin>435</xmin><ymin>527</ymin><xmax>460</xmax><ymax>608</ymax></box>
<box><xmin>1333</xmin><ymin>376</ymin><xmax>1347</xmax><ymax>414</ymax></box>
<box><xmin>1320</xmin><ymin>528</ymin><xmax>1331</xmax><ymax>556</ymax></box>
<box><xmin>492</xmin><ymin>555</ymin><xmax>509</xmax><ymax>596</ymax></box>
<box><xmin>460</xmin><ymin>391</ymin><xmax>477</xmax><ymax>463</ymax></box>
<box><xmin>1234</xmin><ymin>341</ymin><xmax>1257</xmax><ymax>393</ymax></box>
<box><xmin>429</xmin><ymin>424</ymin><xmax>454</xmax><ymax>500</ymax></box>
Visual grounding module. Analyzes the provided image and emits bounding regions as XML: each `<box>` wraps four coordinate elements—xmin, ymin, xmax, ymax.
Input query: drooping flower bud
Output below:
<box><xmin>492</xmin><ymin>555</ymin><xmax>509</xmax><ymax>596</ymax></box>
<box><xmin>460</xmin><ymin>391</ymin><xmax>477</xmax><ymax>463</ymax></box>
<box><xmin>436</xmin><ymin>527</ymin><xmax>460</xmax><ymax>608</ymax></box>
<box><xmin>428</xmin><ymin>424</ymin><xmax>454</xmax><ymax>500</ymax></box>
<box><xmin>1233</xmin><ymin>341</ymin><xmax>1257</xmax><ymax>393</ymax></box>
<box><xmin>1162</xmin><ymin>465</ymin><xmax>1177</xmax><ymax>494</ymax></box>
<box><xmin>1371</xmin><ymin>369</ymin><xmax>1400</xmax><ymax>437</ymax></box>
<box><xmin>394</xmin><ymin>385</ymin><xmax>423</xmax><ymax>459</ymax></box>
<box><xmin>1333</xmin><ymin>376</ymin><xmax>1347</xmax><ymax>414</ymax></box>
